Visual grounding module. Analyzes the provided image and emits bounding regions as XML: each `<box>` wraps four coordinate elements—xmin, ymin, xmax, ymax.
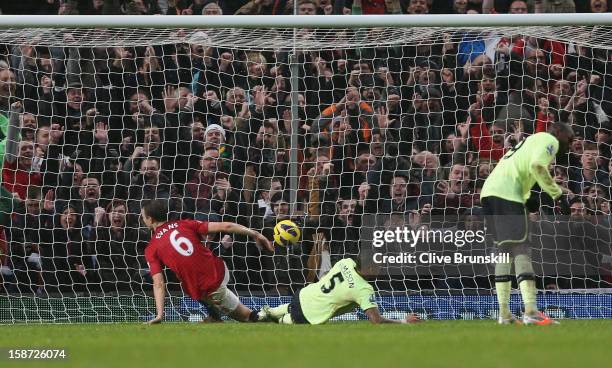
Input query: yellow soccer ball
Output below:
<box><xmin>273</xmin><ymin>220</ymin><xmax>301</xmax><ymax>247</ymax></box>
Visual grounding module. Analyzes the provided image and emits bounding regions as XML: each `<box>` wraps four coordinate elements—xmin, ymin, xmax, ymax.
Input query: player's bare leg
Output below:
<box><xmin>206</xmin><ymin>286</ymin><xmax>267</xmax><ymax>322</ymax></box>
<box><xmin>513</xmin><ymin>244</ymin><xmax>558</xmax><ymax>325</ymax></box>
<box><xmin>228</xmin><ymin>302</ymin><xmax>267</xmax><ymax>322</ymax></box>
<box><xmin>204</xmin><ymin>293</ymin><xmax>266</xmax><ymax>323</ymax></box>
<box><xmin>204</xmin><ymin>265</ymin><xmax>268</xmax><ymax>322</ymax></box>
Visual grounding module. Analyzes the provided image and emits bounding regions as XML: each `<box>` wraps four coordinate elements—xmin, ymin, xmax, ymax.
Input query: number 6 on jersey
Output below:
<box><xmin>170</xmin><ymin>230</ymin><xmax>194</xmax><ymax>256</ymax></box>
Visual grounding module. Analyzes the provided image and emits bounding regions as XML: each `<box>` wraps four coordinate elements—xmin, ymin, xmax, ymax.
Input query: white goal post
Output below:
<box><xmin>2</xmin><ymin>13</ymin><xmax>612</xmax><ymax>28</ymax></box>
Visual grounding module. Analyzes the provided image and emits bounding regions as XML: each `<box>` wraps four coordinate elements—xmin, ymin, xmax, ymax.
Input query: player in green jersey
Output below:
<box><xmin>259</xmin><ymin>258</ymin><xmax>420</xmax><ymax>324</ymax></box>
<box><xmin>481</xmin><ymin>122</ymin><xmax>574</xmax><ymax>325</ymax></box>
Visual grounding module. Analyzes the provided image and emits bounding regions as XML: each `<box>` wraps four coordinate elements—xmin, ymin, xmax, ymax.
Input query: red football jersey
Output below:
<box><xmin>145</xmin><ymin>220</ymin><xmax>225</xmax><ymax>300</ymax></box>
<box><xmin>2</xmin><ymin>160</ymin><xmax>42</xmax><ymax>200</ymax></box>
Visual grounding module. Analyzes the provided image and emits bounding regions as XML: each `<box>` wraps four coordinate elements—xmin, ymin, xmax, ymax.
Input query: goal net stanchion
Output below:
<box><xmin>0</xmin><ymin>14</ymin><xmax>610</xmax><ymax>323</ymax></box>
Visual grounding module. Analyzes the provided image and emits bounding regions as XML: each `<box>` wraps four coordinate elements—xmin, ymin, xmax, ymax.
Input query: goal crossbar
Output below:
<box><xmin>1</xmin><ymin>13</ymin><xmax>612</xmax><ymax>29</ymax></box>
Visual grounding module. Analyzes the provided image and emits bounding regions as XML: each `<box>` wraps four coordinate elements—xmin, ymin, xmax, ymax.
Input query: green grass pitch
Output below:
<box><xmin>1</xmin><ymin>320</ymin><xmax>611</xmax><ymax>368</ymax></box>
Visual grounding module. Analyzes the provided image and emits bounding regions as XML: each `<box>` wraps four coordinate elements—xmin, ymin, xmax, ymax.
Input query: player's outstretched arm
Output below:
<box><xmin>146</xmin><ymin>273</ymin><xmax>166</xmax><ymax>325</ymax></box>
<box><xmin>208</xmin><ymin>222</ymin><xmax>274</xmax><ymax>252</ymax></box>
<box><xmin>531</xmin><ymin>163</ymin><xmax>562</xmax><ymax>200</ymax></box>
<box><xmin>364</xmin><ymin>308</ymin><xmax>420</xmax><ymax>324</ymax></box>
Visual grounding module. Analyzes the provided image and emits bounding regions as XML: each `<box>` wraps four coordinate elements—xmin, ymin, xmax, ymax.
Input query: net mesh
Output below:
<box><xmin>0</xmin><ymin>25</ymin><xmax>611</xmax><ymax>323</ymax></box>
<box><xmin>1</xmin><ymin>26</ymin><xmax>612</xmax><ymax>50</ymax></box>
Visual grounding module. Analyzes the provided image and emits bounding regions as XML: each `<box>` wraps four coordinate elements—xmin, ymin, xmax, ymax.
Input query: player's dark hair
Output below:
<box><xmin>141</xmin><ymin>200</ymin><xmax>169</xmax><ymax>222</ymax></box>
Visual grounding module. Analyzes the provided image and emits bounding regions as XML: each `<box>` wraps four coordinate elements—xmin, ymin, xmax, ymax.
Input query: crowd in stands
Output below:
<box><xmin>0</xmin><ymin>0</ymin><xmax>610</xmax><ymax>296</ymax></box>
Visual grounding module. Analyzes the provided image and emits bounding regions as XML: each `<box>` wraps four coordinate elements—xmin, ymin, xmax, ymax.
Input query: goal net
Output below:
<box><xmin>0</xmin><ymin>16</ymin><xmax>611</xmax><ymax>322</ymax></box>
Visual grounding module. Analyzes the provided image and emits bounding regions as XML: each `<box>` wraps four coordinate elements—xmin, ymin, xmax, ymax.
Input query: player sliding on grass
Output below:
<box><xmin>481</xmin><ymin>122</ymin><xmax>574</xmax><ymax>325</ymax></box>
<box><xmin>140</xmin><ymin>199</ymin><xmax>274</xmax><ymax>324</ymax></box>
<box><xmin>259</xmin><ymin>258</ymin><xmax>420</xmax><ymax>325</ymax></box>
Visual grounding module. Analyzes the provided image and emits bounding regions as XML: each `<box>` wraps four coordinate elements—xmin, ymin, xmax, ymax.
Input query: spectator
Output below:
<box><xmin>254</xmin><ymin>176</ymin><xmax>284</xmax><ymax>220</ymax></box>
<box><xmin>403</xmin><ymin>86</ymin><xmax>446</xmax><ymax>153</ymax></box>
<box><xmin>583</xmin><ymin>184</ymin><xmax>608</xmax><ymax>214</ymax></box>
<box><xmin>314</xmin><ymin>86</ymin><xmax>374</xmax><ymax>154</ymax></box>
<box><xmin>121</xmin><ymin>155</ymin><xmax>181</xmax><ymax>218</ymax></box>
<box><xmin>350</xmin><ymin>0</ymin><xmax>388</xmax><ymax>15</ymax></box>
<box><xmin>116</xmin><ymin>89</ymin><xmax>155</xmax><ymax>146</ymax></box>
<box><xmin>123</xmin><ymin>0</ymin><xmax>161</xmax><ymax>15</ymax></box>
<box><xmin>453</xmin><ymin>0</ymin><xmax>469</xmax><ymax>13</ymax></box>
<box><xmin>569</xmin><ymin>142</ymin><xmax>608</xmax><ymax>194</ymax></box>
<box><xmin>307</xmin><ymin>153</ymin><xmax>339</xmax><ymax>224</ymax></box>
<box><xmin>411</xmin><ymin>150</ymin><xmax>441</xmax><ymax>202</ymax></box>
<box><xmin>77</xmin><ymin>176</ymin><xmax>107</xmax><ymax>232</ymax></box>
<box><xmin>8</xmin><ymin>186</ymin><xmax>51</xmax><ymax>293</ymax></box>
<box><xmin>176</xmin><ymin>120</ymin><xmax>206</xmax><ymax>184</ymax></box>
<box><xmin>235</xmin><ymin>0</ymin><xmax>276</xmax><ymax>15</ymax></box>
<box><xmin>339</xmin><ymin>152</ymin><xmax>375</xmax><ymax>199</ymax></box>
<box><xmin>18</xmin><ymin>112</ymin><xmax>38</xmax><ymax>143</ymax></box>
<box><xmin>57</xmin><ymin>82</ymin><xmax>90</xmax><ymax>127</ymax></box>
<box><xmin>406</xmin><ymin>0</ymin><xmax>429</xmax><ymax>14</ymax></box>
<box><xmin>0</xmin><ymin>67</ymin><xmax>16</xmax><ymax>165</ymax></box>
<box><xmin>379</xmin><ymin>174</ymin><xmax>419</xmax><ymax>214</ymax></box>
<box><xmin>90</xmin><ymin>199</ymin><xmax>148</xmax><ymax>292</ymax></box>
<box><xmin>57</xmin><ymin>0</ymin><xmax>79</xmax><ymax>15</ymax></box>
<box><xmin>508</xmin><ymin>0</ymin><xmax>528</xmax><ymax>13</ymax></box>
<box><xmin>2</xmin><ymin>103</ymin><xmax>42</xmax><ymax>200</ymax></box>
<box><xmin>204</xmin><ymin>123</ymin><xmax>235</xmax><ymax>176</ymax></box>
<box><xmin>184</xmin><ymin>146</ymin><xmax>240</xmax><ymax>221</ymax></box>
<box><xmin>305</xmin><ymin>55</ymin><xmax>335</xmax><ymax>118</ymax></box>
<box><xmin>137</xmin><ymin>122</ymin><xmax>174</xmax><ymax>179</ymax></box>
<box><xmin>249</xmin><ymin>119</ymin><xmax>288</xmax><ymax>179</ymax></box>
<box><xmin>82</xmin><ymin>0</ymin><xmax>105</xmax><ymax>15</ymax></box>
<box><xmin>555</xmin><ymin>78</ymin><xmax>600</xmax><ymax>139</ymax></box>
<box><xmin>440</xmin><ymin>131</ymin><xmax>466</xmax><ymax>167</ymax></box>
<box><xmin>327</xmin><ymin>198</ymin><xmax>360</xmax><ymax>264</ymax></box>
<box><xmin>532</xmin><ymin>0</ymin><xmax>576</xmax><ymax>13</ymax></box>
<box><xmin>590</xmin><ymin>0</ymin><xmax>609</xmax><ymax>12</ymax></box>
<box><xmin>200</xmin><ymin>1</ymin><xmax>223</xmax><ymax>14</ymax></box>
<box><xmin>595</xmin><ymin>123</ymin><xmax>612</xmax><ymax>160</ymax></box>
<box><xmin>475</xmin><ymin>159</ymin><xmax>492</xmax><ymax>180</ymax></box>
<box><xmin>54</xmin><ymin>158</ymin><xmax>84</xmax><ymax>202</ymax></box>
<box><xmin>432</xmin><ymin>163</ymin><xmax>475</xmax><ymax>216</ymax></box>
<box><xmin>39</xmin><ymin>201</ymin><xmax>97</xmax><ymax>295</ymax></box>
<box><xmin>295</xmin><ymin>0</ymin><xmax>319</xmax><ymax>15</ymax></box>
<box><xmin>1</xmin><ymin>108</ymin><xmax>38</xmax><ymax>172</ymax></box>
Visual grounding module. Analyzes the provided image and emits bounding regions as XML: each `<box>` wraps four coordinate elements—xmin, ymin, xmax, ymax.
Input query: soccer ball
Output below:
<box><xmin>273</xmin><ymin>220</ymin><xmax>301</xmax><ymax>247</ymax></box>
